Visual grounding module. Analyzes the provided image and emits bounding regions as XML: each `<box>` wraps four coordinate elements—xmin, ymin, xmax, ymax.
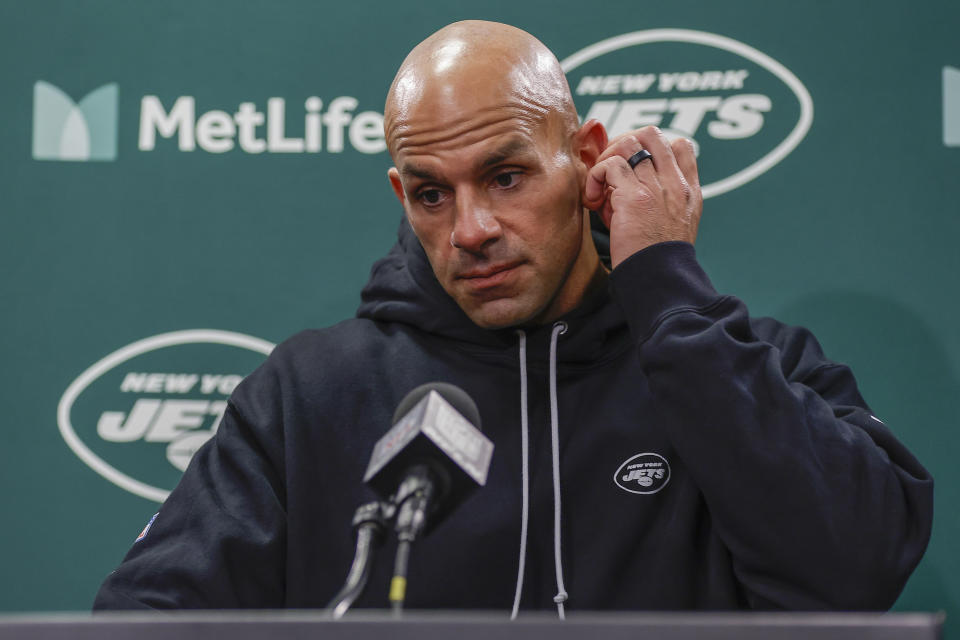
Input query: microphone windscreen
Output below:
<box><xmin>392</xmin><ymin>382</ymin><xmax>481</xmax><ymax>430</ymax></box>
<box><xmin>365</xmin><ymin>381</ymin><xmax>494</xmax><ymax>533</ymax></box>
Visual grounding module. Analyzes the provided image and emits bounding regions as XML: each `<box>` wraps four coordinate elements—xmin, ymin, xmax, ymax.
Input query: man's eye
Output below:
<box><xmin>494</xmin><ymin>172</ymin><xmax>519</xmax><ymax>188</ymax></box>
<box><xmin>419</xmin><ymin>189</ymin><xmax>443</xmax><ymax>205</ymax></box>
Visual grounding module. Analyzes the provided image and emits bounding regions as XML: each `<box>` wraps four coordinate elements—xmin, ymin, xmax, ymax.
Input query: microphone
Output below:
<box><xmin>363</xmin><ymin>382</ymin><xmax>494</xmax><ymax>615</ymax></box>
<box><xmin>329</xmin><ymin>383</ymin><xmax>493</xmax><ymax>619</ymax></box>
<box><xmin>363</xmin><ymin>382</ymin><xmax>493</xmax><ymax>536</ymax></box>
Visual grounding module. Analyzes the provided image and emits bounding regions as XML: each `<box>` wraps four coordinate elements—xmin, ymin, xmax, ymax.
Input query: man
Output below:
<box><xmin>94</xmin><ymin>21</ymin><xmax>932</xmax><ymax>614</ymax></box>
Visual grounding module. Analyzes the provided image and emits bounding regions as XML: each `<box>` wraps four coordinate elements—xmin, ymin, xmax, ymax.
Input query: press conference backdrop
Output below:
<box><xmin>0</xmin><ymin>0</ymin><xmax>957</xmax><ymax>619</ymax></box>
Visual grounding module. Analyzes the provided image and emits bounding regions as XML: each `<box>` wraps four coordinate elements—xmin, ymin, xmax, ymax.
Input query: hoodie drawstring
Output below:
<box><xmin>510</xmin><ymin>330</ymin><xmax>530</xmax><ymax>621</ymax></box>
<box><xmin>511</xmin><ymin>322</ymin><xmax>569</xmax><ymax>621</ymax></box>
<box><xmin>548</xmin><ymin>321</ymin><xmax>568</xmax><ymax>619</ymax></box>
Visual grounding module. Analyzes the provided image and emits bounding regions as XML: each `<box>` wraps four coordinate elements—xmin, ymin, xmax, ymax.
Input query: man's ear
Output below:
<box><xmin>388</xmin><ymin>167</ymin><xmax>406</xmax><ymax>206</ymax></box>
<box><xmin>572</xmin><ymin>119</ymin><xmax>608</xmax><ymax>174</ymax></box>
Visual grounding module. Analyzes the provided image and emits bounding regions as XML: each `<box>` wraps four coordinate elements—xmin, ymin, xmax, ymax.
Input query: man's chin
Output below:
<box><xmin>460</xmin><ymin>298</ymin><xmax>542</xmax><ymax>330</ymax></box>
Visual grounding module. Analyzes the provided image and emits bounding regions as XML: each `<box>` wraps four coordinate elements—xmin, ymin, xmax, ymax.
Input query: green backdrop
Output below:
<box><xmin>1</xmin><ymin>0</ymin><xmax>957</xmax><ymax>624</ymax></box>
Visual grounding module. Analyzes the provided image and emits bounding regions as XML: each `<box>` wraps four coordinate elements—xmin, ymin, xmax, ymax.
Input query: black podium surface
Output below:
<box><xmin>0</xmin><ymin>611</ymin><xmax>944</xmax><ymax>640</ymax></box>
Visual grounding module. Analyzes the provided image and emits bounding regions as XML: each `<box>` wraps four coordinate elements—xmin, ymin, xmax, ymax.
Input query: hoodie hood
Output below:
<box><xmin>357</xmin><ymin>215</ymin><xmax>627</xmax><ymax>364</ymax></box>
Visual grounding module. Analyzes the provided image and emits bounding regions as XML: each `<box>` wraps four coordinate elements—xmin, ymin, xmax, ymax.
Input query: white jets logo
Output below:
<box><xmin>614</xmin><ymin>452</ymin><xmax>671</xmax><ymax>495</ymax></box>
<box><xmin>561</xmin><ymin>29</ymin><xmax>814</xmax><ymax>198</ymax></box>
<box><xmin>58</xmin><ymin>329</ymin><xmax>273</xmax><ymax>502</ymax></box>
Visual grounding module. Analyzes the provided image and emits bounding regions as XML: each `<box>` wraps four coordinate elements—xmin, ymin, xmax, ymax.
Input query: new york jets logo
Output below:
<box><xmin>561</xmin><ymin>29</ymin><xmax>813</xmax><ymax>199</ymax></box>
<box><xmin>57</xmin><ymin>329</ymin><xmax>274</xmax><ymax>502</ymax></box>
<box><xmin>614</xmin><ymin>452</ymin><xmax>671</xmax><ymax>494</ymax></box>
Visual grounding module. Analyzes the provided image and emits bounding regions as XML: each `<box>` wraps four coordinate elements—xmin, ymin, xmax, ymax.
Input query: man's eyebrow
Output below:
<box><xmin>399</xmin><ymin>164</ymin><xmax>439</xmax><ymax>181</ymax></box>
<box><xmin>398</xmin><ymin>138</ymin><xmax>535</xmax><ymax>182</ymax></box>
<box><xmin>476</xmin><ymin>138</ymin><xmax>535</xmax><ymax>171</ymax></box>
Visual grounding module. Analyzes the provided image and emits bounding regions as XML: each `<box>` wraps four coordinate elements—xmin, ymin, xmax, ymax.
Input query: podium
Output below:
<box><xmin>0</xmin><ymin>611</ymin><xmax>944</xmax><ymax>640</ymax></box>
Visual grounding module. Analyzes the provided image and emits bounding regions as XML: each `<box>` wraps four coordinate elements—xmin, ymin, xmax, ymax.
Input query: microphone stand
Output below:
<box><xmin>388</xmin><ymin>465</ymin><xmax>437</xmax><ymax>618</ymax></box>
<box><xmin>326</xmin><ymin>501</ymin><xmax>392</xmax><ymax>620</ymax></box>
<box><xmin>328</xmin><ymin>465</ymin><xmax>443</xmax><ymax>619</ymax></box>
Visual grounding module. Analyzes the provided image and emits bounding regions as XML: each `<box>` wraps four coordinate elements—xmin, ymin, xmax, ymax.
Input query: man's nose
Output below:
<box><xmin>450</xmin><ymin>193</ymin><xmax>501</xmax><ymax>253</ymax></box>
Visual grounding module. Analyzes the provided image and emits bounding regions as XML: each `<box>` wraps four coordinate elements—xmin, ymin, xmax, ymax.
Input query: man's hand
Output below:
<box><xmin>584</xmin><ymin>126</ymin><xmax>703</xmax><ymax>270</ymax></box>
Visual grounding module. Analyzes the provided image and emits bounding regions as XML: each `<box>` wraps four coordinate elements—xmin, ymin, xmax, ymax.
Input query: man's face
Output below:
<box><xmin>388</xmin><ymin>110</ymin><xmax>592</xmax><ymax>329</ymax></box>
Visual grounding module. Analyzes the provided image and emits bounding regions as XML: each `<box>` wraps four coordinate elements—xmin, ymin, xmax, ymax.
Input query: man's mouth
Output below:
<box><xmin>457</xmin><ymin>262</ymin><xmax>523</xmax><ymax>290</ymax></box>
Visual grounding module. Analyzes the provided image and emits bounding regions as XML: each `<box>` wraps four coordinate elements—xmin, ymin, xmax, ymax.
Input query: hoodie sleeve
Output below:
<box><xmin>92</xmin><ymin>360</ymin><xmax>287</xmax><ymax>610</ymax></box>
<box><xmin>609</xmin><ymin>241</ymin><xmax>933</xmax><ymax>610</ymax></box>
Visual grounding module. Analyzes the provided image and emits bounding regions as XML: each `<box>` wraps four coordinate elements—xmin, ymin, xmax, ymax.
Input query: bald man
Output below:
<box><xmin>94</xmin><ymin>21</ymin><xmax>932</xmax><ymax>614</ymax></box>
<box><xmin>384</xmin><ymin>21</ymin><xmax>699</xmax><ymax>331</ymax></box>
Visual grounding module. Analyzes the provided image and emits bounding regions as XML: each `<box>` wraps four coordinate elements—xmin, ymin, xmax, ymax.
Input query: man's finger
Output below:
<box><xmin>585</xmin><ymin>153</ymin><xmax>656</xmax><ymax>204</ymax></box>
<box><xmin>584</xmin><ymin>155</ymin><xmax>623</xmax><ymax>209</ymax></box>
<box><xmin>592</xmin><ymin>133</ymin><xmax>657</xmax><ymax>196</ymax></box>
<box><xmin>596</xmin><ymin>134</ymin><xmax>641</xmax><ymax>166</ymax></box>
<box><xmin>585</xmin><ymin>154</ymin><xmax>663</xmax><ymax>226</ymax></box>
<box><xmin>672</xmin><ymin>137</ymin><xmax>700</xmax><ymax>188</ymax></box>
<box><xmin>633</xmin><ymin>127</ymin><xmax>696</xmax><ymax>210</ymax></box>
<box><xmin>632</xmin><ymin>127</ymin><xmax>677</xmax><ymax>175</ymax></box>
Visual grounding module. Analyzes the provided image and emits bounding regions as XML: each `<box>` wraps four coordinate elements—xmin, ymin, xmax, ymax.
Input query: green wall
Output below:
<box><xmin>1</xmin><ymin>0</ymin><xmax>957</xmax><ymax>622</ymax></box>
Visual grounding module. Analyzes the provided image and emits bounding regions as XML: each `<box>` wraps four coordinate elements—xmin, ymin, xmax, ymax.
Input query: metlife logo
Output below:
<box><xmin>138</xmin><ymin>95</ymin><xmax>386</xmax><ymax>154</ymax></box>
<box><xmin>32</xmin><ymin>82</ymin><xmax>118</xmax><ymax>161</ymax></box>
<box><xmin>945</xmin><ymin>66</ymin><xmax>959</xmax><ymax>147</ymax></box>
<box><xmin>31</xmin><ymin>83</ymin><xmax>387</xmax><ymax>161</ymax></box>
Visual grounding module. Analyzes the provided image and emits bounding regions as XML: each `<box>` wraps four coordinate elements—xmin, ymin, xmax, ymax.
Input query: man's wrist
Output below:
<box><xmin>609</xmin><ymin>241</ymin><xmax>721</xmax><ymax>341</ymax></box>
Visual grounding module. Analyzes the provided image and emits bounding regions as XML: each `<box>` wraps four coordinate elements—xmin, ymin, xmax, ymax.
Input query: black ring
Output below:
<box><xmin>627</xmin><ymin>149</ymin><xmax>652</xmax><ymax>168</ymax></box>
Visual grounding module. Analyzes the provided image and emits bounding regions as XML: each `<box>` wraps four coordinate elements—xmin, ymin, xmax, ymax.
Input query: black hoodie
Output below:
<box><xmin>93</xmin><ymin>218</ymin><xmax>933</xmax><ymax>612</ymax></box>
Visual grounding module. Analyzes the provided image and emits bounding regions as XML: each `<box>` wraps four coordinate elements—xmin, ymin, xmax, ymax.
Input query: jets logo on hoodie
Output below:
<box><xmin>614</xmin><ymin>452</ymin><xmax>671</xmax><ymax>494</ymax></box>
